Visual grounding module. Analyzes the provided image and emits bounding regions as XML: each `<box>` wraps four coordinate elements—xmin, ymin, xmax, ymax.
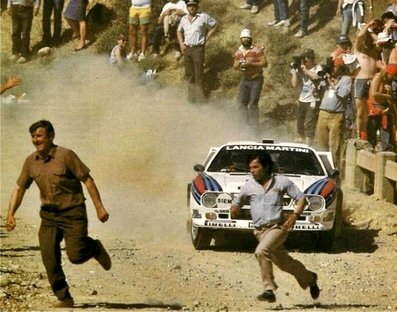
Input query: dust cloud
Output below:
<box><xmin>1</xmin><ymin>54</ymin><xmax>290</xmax><ymax>245</ymax></box>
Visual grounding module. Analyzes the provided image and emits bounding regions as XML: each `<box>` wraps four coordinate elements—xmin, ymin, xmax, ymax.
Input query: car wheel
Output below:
<box><xmin>334</xmin><ymin>189</ymin><xmax>343</xmax><ymax>238</ymax></box>
<box><xmin>186</xmin><ymin>183</ymin><xmax>192</xmax><ymax>233</ymax></box>
<box><xmin>191</xmin><ymin>222</ymin><xmax>212</xmax><ymax>250</ymax></box>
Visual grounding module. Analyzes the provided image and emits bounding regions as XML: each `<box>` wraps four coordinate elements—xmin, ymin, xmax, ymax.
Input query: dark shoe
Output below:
<box><xmin>310</xmin><ymin>272</ymin><xmax>320</xmax><ymax>299</ymax></box>
<box><xmin>52</xmin><ymin>297</ymin><xmax>74</xmax><ymax>308</ymax></box>
<box><xmin>257</xmin><ymin>290</ymin><xmax>276</xmax><ymax>302</ymax></box>
<box><xmin>94</xmin><ymin>240</ymin><xmax>111</xmax><ymax>271</ymax></box>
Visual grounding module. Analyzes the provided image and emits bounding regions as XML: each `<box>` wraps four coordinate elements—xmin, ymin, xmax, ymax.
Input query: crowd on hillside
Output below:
<box><xmin>287</xmin><ymin>0</ymin><xmax>397</xmax><ymax>170</ymax></box>
<box><xmin>3</xmin><ymin>0</ymin><xmax>397</xmax><ymax>167</ymax></box>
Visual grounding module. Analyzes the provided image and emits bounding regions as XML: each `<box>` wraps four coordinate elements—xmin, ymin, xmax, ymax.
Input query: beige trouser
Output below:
<box><xmin>254</xmin><ymin>225</ymin><xmax>315</xmax><ymax>291</ymax></box>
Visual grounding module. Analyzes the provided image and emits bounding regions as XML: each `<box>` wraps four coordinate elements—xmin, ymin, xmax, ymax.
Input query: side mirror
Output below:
<box><xmin>193</xmin><ymin>164</ymin><xmax>205</xmax><ymax>172</ymax></box>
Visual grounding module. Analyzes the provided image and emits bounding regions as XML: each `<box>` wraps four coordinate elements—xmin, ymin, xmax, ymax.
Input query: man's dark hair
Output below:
<box><xmin>381</xmin><ymin>11</ymin><xmax>397</xmax><ymax>23</ymax></box>
<box><xmin>248</xmin><ymin>152</ymin><xmax>274</xmax><ymax>173</ymax></box>
<box><xmin>29</xmin><ymin>120</ymin><xmax>55</xmax><ymax>136</ymax></box>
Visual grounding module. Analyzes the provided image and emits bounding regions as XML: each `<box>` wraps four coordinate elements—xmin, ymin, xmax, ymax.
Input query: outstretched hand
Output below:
<box><xmin>97</xmin><ymin>207</ymin><xmax>109</xmax><ymax>223</ymax></box>
<box><xmin>5</xmin><ymin>215</ymin><xmax>16</xmax><ymax>231</ymax></box>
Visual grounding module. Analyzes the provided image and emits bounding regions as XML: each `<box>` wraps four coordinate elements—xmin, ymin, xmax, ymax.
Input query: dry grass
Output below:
<box><xmin>0</xmin><ymin>0</ymin><xmax>391</xmax><ymax>117</ymax></box>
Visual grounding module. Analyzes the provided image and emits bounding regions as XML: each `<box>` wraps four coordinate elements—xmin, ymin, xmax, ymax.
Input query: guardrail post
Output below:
<box><xmin>345</xmin><ymin>140</ymin><xmax>364</xmax><ymax>189</ymax></box>
<box><xmin>374</xmin><ymin>152</ymin><xmax>396</xmax><ymax>203</ymax></box>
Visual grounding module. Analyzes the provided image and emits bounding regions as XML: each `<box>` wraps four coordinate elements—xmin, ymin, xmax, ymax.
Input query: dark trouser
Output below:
<box><xmin>11</xmin><ymin>5</ymin><xmax>33</xmax><ymax>57</ymax></box>
<box><xmin>299</xmin><ymin>0</ymin><xmax>310</xmax><ymax>32</ymax></box>
<box><xmin>367</xmin><ymin>114</ymin><xmax>395</xmax><ymax>151</ymax></box>
<box><xmin>297</xmin><ymin>101</ymin><xmax>319</xmax><ymax>139</ymax></box>
<box><xmin>238</xmin><ymin>75</ymin><xmax>264</xmax><ymax>126</ymax></box>
<box><xmin>150</xmin><ymin>25</ymin><xmax>180</xmax><ymax>54</ymax></box>
<box><xmin>39</xmin><ymin>204</ymin><xmax>100</xmax><ymax>300</ymax></box>
<box><xmin>273</xmin><ymin>0</ymin><xmax>289</xmax><ymax>20</ymax></box>
<box><xmin>184</xmin><ymin>45</ymin><xmax>205</xmax><ymax>103</ymax></box>
<box><xmin>42</xmin><ymin>0</ymin><xmax>64</xmax><ymax>45</ymax></box>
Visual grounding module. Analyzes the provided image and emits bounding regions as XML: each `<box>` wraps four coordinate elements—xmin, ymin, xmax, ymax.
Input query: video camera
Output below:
<box><xmin>290</xmin><ymin>55</ymin><xmax>303</xmax><ymax>70</ymax></box>
<box><xmin>316</xmin><ymin>57</ymin><xmax>334</xmax><ymax>79</ymax></box>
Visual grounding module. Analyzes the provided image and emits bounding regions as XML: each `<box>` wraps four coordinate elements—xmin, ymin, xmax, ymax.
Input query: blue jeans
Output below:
<box><xmin>238</xmin><ymin>76</ymin><xmax>264</xmax><ymax>126</ymax></box>
<box><xmin>42</xmin><ymin>0</ymin><xmax>65</xmax><ymax>45</ymax></box>
<box><xmin>247</xmin><ymin>0</ymin><xmax>261</xmax><ymax>6</ymax></box>
<box><xmin>341</xmin><ymin>3</ymin><xmax>364</xmax><ymax>36</ymax></box>
<box><xmin>299</xmin><ymin>0</ymin><xmax>310</xmax><ymax>32</ymax></box>
<box><xmin>273</xmin><ymin>0</ymin><xmax>289</xmax><ymax>21</ymax></box>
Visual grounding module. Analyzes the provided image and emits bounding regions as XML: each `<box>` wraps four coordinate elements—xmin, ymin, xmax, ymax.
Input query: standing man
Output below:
<box><xmin>294</xmin><ymin>0</ymin><xmax>310</xmax><ymax>38</ymax></box>
<box><xmin>317</xmin><ymin>59</ymin><xmax>352</xmax><ymax>168</ymax></box>
<box><xmin>42</xmin><ymin>0</ymin><xmax>64</xmax><ymax>47</ymax></box>
<box><xmin>291</xmin><ymin>48</ymin><xmax>322</xmax><ymax>145</ymax></box>
<box><xmin>267</xmin><ymin>0</ymin><xmax>290</xmax><ymax>27</ymax></box>
<box><xmin>354</xmin><ymin>21</ymin><xmax>381</xmax><ymax>140</ymax></box>
<box><xmin>7</xmin><ymin>0</ymin><xmax>40</xmax><ymax>63</ymax></box>
<box><xmin>127</xmin><ymin>0</ymin><xmax>151</xmax><ymax>62</ymax></box>
<box><xmin>5</xmin><ymin>120</ymin><xmax>111</xmax><ymax>308</ymax></box>
<box><xmin>230</xmin><ymin>153</ymin><xmax>320</xmax><ymax>303</ymax></box>
<box><xmin>177</xmin><ymin>0</ymin><xmax>217</xmax><ymax>103</ymax></box>
<box><xmin>233</xmin><ymin>28</ymin><xmax>267</xmax><ymax>129</ymax></box>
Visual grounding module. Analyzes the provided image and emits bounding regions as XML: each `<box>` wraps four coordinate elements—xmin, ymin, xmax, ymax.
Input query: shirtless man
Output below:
<box><xmin>354</xmin><ymin>21</ymin><xmax>381</xmax><ymax>140</ymax></box>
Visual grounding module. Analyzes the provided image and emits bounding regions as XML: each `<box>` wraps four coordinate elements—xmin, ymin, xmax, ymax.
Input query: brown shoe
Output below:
<box><xmin>52</xmin><ymin>297</ymin><xmax>74</xmax><ymax>308</ymax></box>
<box><xmin>94</xmin><ymin>240</ymin><xmax>111</xmax><ymax>271</ymax></box>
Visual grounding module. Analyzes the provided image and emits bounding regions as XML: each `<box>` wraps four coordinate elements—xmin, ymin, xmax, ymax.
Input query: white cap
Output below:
<box><xmin>376</xmin><ymin>32</ymin><xmax>392</xmax><ymax>44</ymax></box>
<box><xmin>342</xmin><ymin>53</ymin><xmax>357</xmax><ymax>65</ymax></box>
<box><xmin>240</xmin><ymin>28</ymin><xmax>252</xmax><ymax>38</ymax></box>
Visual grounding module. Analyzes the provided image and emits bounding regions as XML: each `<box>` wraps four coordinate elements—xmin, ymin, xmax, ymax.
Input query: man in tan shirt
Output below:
<box><xmin>5</xmin><ymin>119</ymin><xmax>111</xmax><ymax>308</ymax></box>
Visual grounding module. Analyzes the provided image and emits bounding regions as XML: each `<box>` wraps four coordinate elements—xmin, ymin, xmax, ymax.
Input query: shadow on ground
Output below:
<box><xmin>77</xmin><ymin>301</ymin><xmax>184</xmax><ymax>310</ymax></box>
<box><xmin>206</xmin><ymin>225</ymin><xmax>379</xmax><ymax>254</ymax></box>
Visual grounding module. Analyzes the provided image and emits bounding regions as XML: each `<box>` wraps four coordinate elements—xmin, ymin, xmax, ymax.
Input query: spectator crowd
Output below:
<box><xmin>3</xmin><ymin>0</ymin><xmax>397</xmax><ymax>168</ymax></box>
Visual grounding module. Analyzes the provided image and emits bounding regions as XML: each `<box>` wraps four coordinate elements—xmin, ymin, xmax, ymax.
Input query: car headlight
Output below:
<box><xmin>306</xmin><ymin>196</ymin><xmax>325</xmax><ymax>212</ymax></box>
<box><xmin>202</xmin><ymin>193</ymin><xmax>218</xmax><ymax>208</ymax></box>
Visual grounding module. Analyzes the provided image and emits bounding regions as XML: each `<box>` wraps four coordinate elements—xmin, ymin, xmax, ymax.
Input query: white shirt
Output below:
<box><xmin>161</xmin><ymin>0</ymin><xmax>187</xmax><ymax>15</ymax></box>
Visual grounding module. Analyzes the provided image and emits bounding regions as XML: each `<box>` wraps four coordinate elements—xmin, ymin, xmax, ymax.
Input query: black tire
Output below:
<box><xmin>334</xmin><ymin>189</ymin><xmax>344</xmax><ymax>238</ymax></box>
<box><xmin>191</xmin><ymin>223</ymin><xmax>212</xmax><ymax>250</ymax></box>
<box><xmin>186</xmin><ymin>183</ymin><xmax>192</xmax><ymax>233</ymax></box>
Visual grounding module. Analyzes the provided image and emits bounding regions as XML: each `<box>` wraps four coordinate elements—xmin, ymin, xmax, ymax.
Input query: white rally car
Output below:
<box><xmin>187</xmin><ymin>140</ymin><xmax>343</xmax><ymax>251</ymax></box>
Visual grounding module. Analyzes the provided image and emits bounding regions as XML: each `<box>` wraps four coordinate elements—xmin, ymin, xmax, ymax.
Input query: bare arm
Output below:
<box><xmin>1</xmin><ymin>76</ymin><xmax>21</xmax><ymax>94</ymax></box>
<box><xmin>205</xmin><ymin>23</ymin><xmax>218</xmax><ymax>43</ymax></box>
<box><xmin>371</xmin><ymin>73</ymin><xmax>393</xmax><ymax>103</ymax></box>
<box><xmin>283</xmin><ymin>197</ymin><xmax>306</xmax><ymax>231</ymax></box>
<box><xmin>6</xmin><ymin>185</ymin><xmax>27</xmax><ymax>231</ymax></box>
<box><xmin>83</xmin><ymin>175</ymin><xmax>109</xmax><ymax>222</ymax></box>
<box><xmin>177</xmin><ymin>29</ymin><xmax>185</xmax><ymax>52</ymax></box>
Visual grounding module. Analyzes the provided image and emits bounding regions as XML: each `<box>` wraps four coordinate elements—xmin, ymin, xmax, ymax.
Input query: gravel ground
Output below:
<box><xmin>1</xmin><ymin>188</ymin><xmax>397</xmax><ymax>312</ymax></box>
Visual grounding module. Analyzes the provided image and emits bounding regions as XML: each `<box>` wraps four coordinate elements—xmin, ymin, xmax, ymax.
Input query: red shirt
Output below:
<box><xmin>234</xmin><ymin>44</ymin><xmax>264</xmax><ymax>80</ymax></box>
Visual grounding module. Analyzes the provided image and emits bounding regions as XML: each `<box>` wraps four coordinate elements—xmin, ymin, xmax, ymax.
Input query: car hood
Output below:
<box><xmin>207</xmin><ymin>172</ymin><xmax>325</xmax><ymax>193</ymax></box>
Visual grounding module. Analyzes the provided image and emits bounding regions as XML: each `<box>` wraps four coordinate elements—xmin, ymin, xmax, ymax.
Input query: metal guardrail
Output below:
<box><xmin>344</xmin><ymin>140</ymin><xmax>397</xmax><ymax>204</ymax></box>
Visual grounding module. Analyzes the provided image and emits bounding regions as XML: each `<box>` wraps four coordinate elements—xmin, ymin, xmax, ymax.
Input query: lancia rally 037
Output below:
<box><xmin>187</xmin><ymin>140</ymin><xmax>343</xmax><ymax>251</ymax></box>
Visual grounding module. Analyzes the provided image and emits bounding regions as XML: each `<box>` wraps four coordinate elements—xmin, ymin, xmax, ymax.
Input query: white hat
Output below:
<box><xmin>342</xmin><ymin>53</ymin><xmax>357</xmax><ymax>65</ymax></box>
<box><xmin>376</xmin><ymin>32</ymin><xmax>392</xmax><ymax>44</ymax></box>
<box><xmin>240</xmin><ymin>28</ymin><xmax>252</xmax><ymax>38</ymax></box>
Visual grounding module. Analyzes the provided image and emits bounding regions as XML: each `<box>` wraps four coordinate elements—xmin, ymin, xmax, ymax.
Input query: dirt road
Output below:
<box><xmin>1</xmin><ymin>54</ymin><xmax>397</xmax><ymax>312</ymax></box>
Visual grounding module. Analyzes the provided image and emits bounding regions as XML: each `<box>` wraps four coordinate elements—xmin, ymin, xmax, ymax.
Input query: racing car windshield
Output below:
<box><xmin>206</xmin><ymin>145</ymin><xmax>325</xmax><ymax>176</ymax></box>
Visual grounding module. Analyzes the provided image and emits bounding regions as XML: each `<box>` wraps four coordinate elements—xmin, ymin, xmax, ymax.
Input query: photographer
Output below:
<box><xmin>233</xmin><ymin>28</ymin><xmax>268</xmax><ymax>129</ymax></box>
<box><xmin>317</xmin><ymin>58</ymin><xmax>352</xmax><ymax>168</ymax></box>
<box><xmin>291</xmin><ymin>48</ymin><xmax>323</xmax><ymax>145</ymax></box>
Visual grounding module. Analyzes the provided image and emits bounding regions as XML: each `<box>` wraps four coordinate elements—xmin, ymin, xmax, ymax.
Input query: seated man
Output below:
<box><xmin>150</xmin><ymin>0</ymin><xmax>187</xmax><ymax>59</ymax></box>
